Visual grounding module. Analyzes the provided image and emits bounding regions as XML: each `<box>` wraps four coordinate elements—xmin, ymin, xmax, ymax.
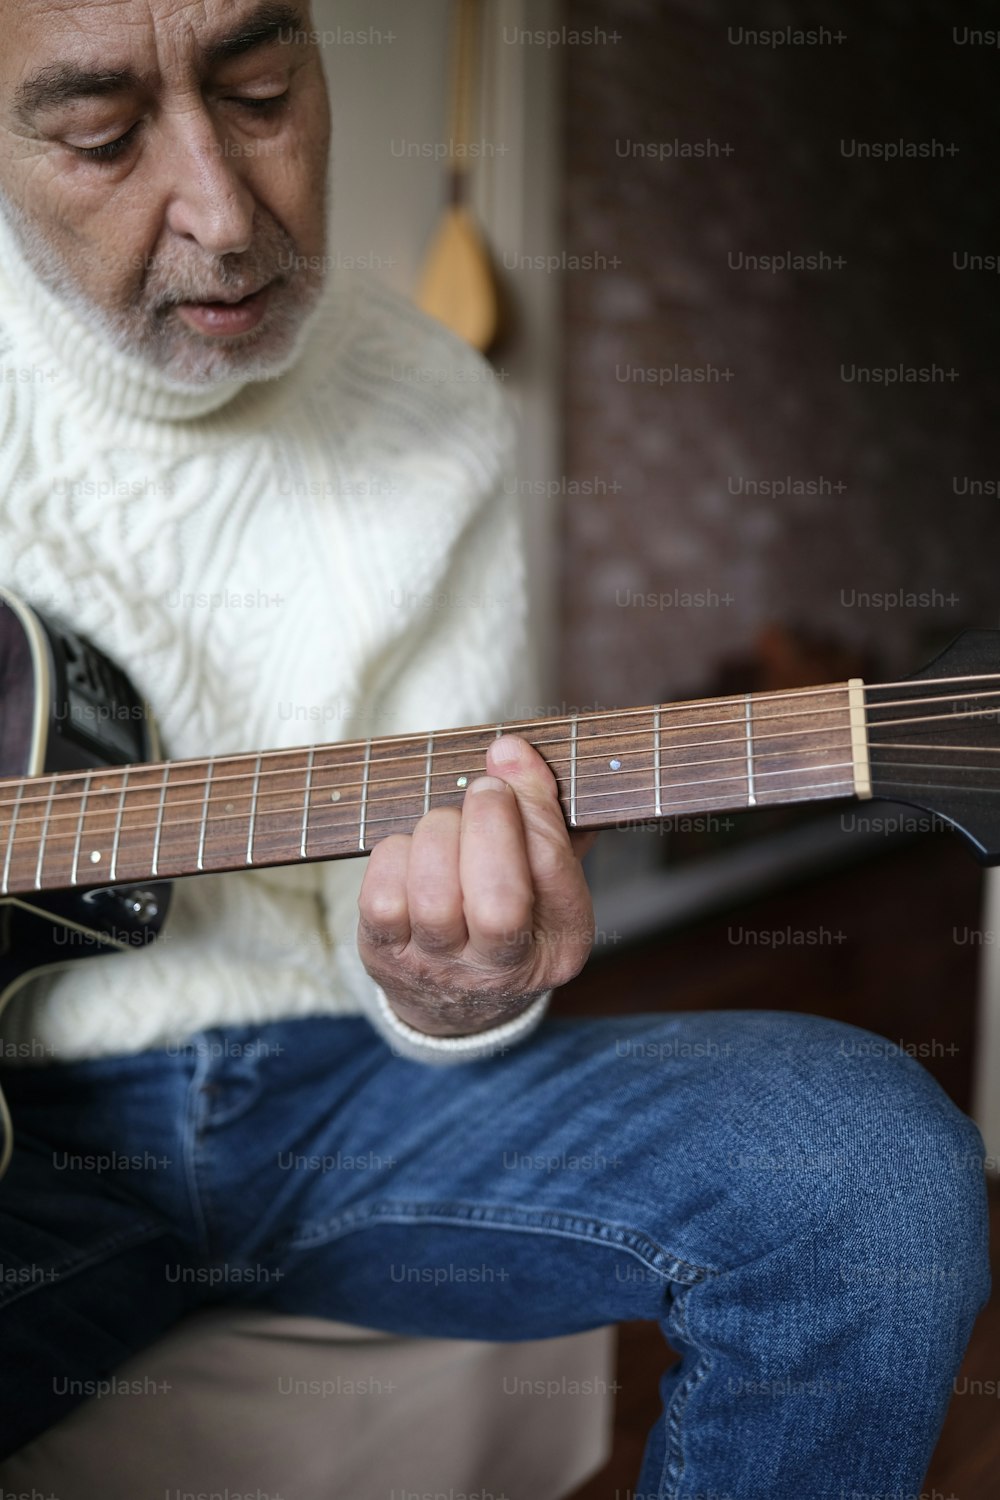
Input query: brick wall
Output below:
<box><xmin>560</xmin><ymin>0</ymin><xmax>1000</xmax><ymax>708</ymax></box>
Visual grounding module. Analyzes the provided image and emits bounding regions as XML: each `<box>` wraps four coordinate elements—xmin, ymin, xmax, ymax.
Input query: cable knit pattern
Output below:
<box><xmin>0</xmin><ymin>207</ymin><xmax>551</xmax><ymax>1064</ymax></box>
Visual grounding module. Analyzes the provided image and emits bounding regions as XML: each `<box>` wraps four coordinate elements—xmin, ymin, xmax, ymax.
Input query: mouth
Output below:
<box><xmin>173</xmin><ymin>280</ymin><xmax>277</xmax><ymax>337</ymax></box>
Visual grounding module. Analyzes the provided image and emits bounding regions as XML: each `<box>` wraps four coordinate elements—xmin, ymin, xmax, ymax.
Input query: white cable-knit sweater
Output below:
<box><xmin>0</xmin><ymin>209</ymin><xmax>551</xmax><ymax>1065</ymax></box>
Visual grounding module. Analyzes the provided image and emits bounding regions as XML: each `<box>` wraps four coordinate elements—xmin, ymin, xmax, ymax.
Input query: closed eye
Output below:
<box><xmin>231</xmin><ymin>92</ymin><xmax>290</xmax><ymax>113</ymax></box>
<box><xmin>71</xmin><ymin>91</ymin><xmax>290</xmax><ymax>164</ymax></box>
<box><xmin>73</xmin><ymin>124</ymin><xmax>140</xmax><ymax>163</ymax></box>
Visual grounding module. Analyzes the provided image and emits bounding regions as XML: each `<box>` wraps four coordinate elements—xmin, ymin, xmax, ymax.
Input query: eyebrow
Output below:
<box><xmin>14</xmin><ymin>1</ymin><xmax>306</xmax><ymax>122</ymax></box>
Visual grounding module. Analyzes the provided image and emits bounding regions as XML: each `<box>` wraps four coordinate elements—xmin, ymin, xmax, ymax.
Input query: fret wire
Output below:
<box><xmin>151</xmin><ymin>764</ymin><xmax>169</xmax><ymax>879</ymax></box>
<box><xmin>112</xmin><ymin>763</ymin><xmax>861</xmax><ymax>870</ymax></box>
<box><xmin>358</xmin><ymin>739</ymin><xmax>372</xmax><ymax>852</ymax></box>
<box><xmin>13</xmin><ymin>725</ymin><xmax>851</xmax><ymax>825</ymax></box>
<box><xmin>300</xmin><ymin>747</ymin><xmax>315</xmax><ymax>860</ymax></box>
<box><xmin>188</xmin><ymin>777</ymin><xmax>863</xmax><ymax>874</ymax></box>
<box><xmin>337</xmin><ymin>756</ymin><xmax>857</xmax><ymax>816</ymax></box>
<box><xmin>0</xmin><ymin>692</ymin><xmax>865</xmax><ymax>826</ymax></box>
<box><xmin>70</xmin><ymin>771</ymin><xmax>93</xmax><ymax>886</ymax></box>
<box><xmin>246</xmin><ymin>753</ymin><xmax>263</xmax><ymax>866</ymax></box>
<box><xmin>2</xmin><ymin>781</ymin><xmax>24</xmax><ymax>895</ymax></box>
<box><xmin>7</xmin><ymin>757</ymin><xmax>879</xmax><ymax>893</ymax></box>
<box><xmin>270</xmin><ymin>758</ymin><xmax>859</xmax><ymax>844</ymax></box>
<box><xmin>110</xmin><ymin>766</ymin><xmax>130</xmax><ymax>882</ymax></box>
<box><xmin>197</xmin><ymin>762</ymin><xmax>213</xmax><ymax>873</ymax></box>
<box><xmin>0</xmin><ymin>733</ymin><xmax>863</xmax><ymax>845</ymax></box>
<box><xmin>34</xmin><ymin>778</ymin><xmax>57</xmax><ymax>891</ymax></box>
<box><xmin>0</xmin><ymin>688</ymin><xmax>873</xmax><ymax>826</ymax></box>
<box><xmin>239</xmin><ymin>767</ymin><xmax>862</xmax><ymax>850</ymax></box>
<box><xmin>654</xmin><ymin>708</ymin><xmax>662</xmax><ymax>817</ymax></box>
<box><xmin>315</xmin><ymin>774</ymin><xmax>859</xmax><ymax>831</ymax></box>
<box><xmin>13</xmin><ymin>673</ymin><xmax>1000</xmax><ymax>831</ymax></box>
<box><xmin>22</xmin><ymin>676</ymin><xmax>1000</xmax><ymax>831</ymax></box>
<box><xmin>424</xmin><ymin>734</ymin><xmax>434</xmax><ymax>814</ymax></box>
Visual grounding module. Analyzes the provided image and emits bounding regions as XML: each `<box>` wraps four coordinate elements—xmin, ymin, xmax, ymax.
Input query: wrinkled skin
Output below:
<box><xmin>0</xmin><ymin>0</ymin><xmax>332</xmax><ymax>386</ymax></box>
<box><xmin>0</xmin><ymin>0</ymin><xmax>598</xmax><ymax>1033</ymax></box>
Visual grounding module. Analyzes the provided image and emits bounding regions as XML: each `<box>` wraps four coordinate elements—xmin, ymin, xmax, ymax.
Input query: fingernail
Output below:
<box><xmin>467</xmin><ymin>776</ymin><xmax>508</xmax><ymax>795</ymax></box>
<box><xmin>490</xmin><ymin>735</ymin><xmax>521</xmax><ymax>766</ymax></box>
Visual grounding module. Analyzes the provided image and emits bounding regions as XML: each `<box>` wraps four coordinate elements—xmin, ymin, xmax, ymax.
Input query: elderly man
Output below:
<box><xmin>0</xmin><ymin>3</ymin><xmax>989</xmax><ymax>1495</ymax></box>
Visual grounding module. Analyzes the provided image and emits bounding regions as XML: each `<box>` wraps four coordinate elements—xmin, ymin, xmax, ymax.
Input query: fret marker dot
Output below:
<box><xmin>456</xmin><ymin>776</ymin><xmax>468</xmax><ymax>788</ymax></box>
<box><xmin>90</xmin><ymin>851</ymin><xmax>102</xmax><ymax>865</ymax></box>
<box><xmin>609</xmin><ymin>758</ymin><xmax>622</xmax><ymax>771</ymax></box>
<box><xmin>330</xmin><ymin>790</ymin><xmax>341</xmax><ymax>803</ymax></box>
<box><xmin>225</xmin><ymin>803</ymin><xmax>234</xmax><ymax>815</ymax></box>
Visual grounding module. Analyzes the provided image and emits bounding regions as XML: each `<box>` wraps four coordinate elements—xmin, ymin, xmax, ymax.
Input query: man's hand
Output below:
<box><xmin>357</xmin><ymin>734</ymin><xmax>599</xmax><ymax>1037</ymax></box>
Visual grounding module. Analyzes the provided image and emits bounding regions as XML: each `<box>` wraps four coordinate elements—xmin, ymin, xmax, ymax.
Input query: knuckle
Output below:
<box><xmin>358</xmin><ymin>891</ymin><xmax>407</xmax><ymax>934</ymax></box>
<box><xmin>476</xmin><ymin>908</ymin><xmax>533</xmax><ymax>950</ymax></box>
<box><xmin>477</xmin><ymin>930</ymin><xmax>535</xmax><ymax>973</ymax></box>
<box><xmin>535</xmin><ymin>840</ymin><xmax>574</xmax><ymax>884</ymax></box>
<box><xmin>409</xmin><ymin>888</ymin><xmax>461</xmax><ymax>930</ymax></box>
<box><xmin>410</xmin><ymin>913</ymin><xmax>463</xmax><ymax>953</ymax></box>
<box><xmin>472</xmin><ymin>885</ymin><xmax>534</xmax><ymax>941</ymax></box>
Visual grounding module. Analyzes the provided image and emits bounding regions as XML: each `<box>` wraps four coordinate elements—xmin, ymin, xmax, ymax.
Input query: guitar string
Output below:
<box><xmin>5</xmin><ymin>693</ymin><xmax>1000</xmax><ymax>846</ymax></box>
<box><xmin>1</xmin><ymin>674</ymin><xmax>998</xmax><ymax>806</ymax></box>
<box><xmin>5</xmin><ymin>758</ymin><xmax>993</xmax><ymax>893</ymax></box>
<box><xmin>2</xmin><ymin>658</ymin><xmax>999</xmax><ymax>813</ymax></box>
<box><xmin>2</xmin><ymin>686</ymin><xmax>1000</xmax><ymax>837</ymax></box>
<box><xmin>0</xmin><ymin>723</ymin><xmax>994</xmax><ymax>838</ymax></box>
<box><xmin>3</xmin><ymin>742</ymin><xmax>998</xmax><ymax>877</ymax></box>
<box><xmin>6</xmin><ymin>713</ymin><xmax>1000</xmax><ymax>835</ymax></box>
<box><xmin>5</xmin><ymin>669</ymin><xmax>1000</xmax><ymax>818</ymax></box>
<box><xmin>4</xmin><ymin>749</ymin><xmax>999</xmax><ymax>890</ymax></box>
<box><xmin>2</xmin><ymin>790</ymin><xmax>849</xmax><ymax>893</ymax></box>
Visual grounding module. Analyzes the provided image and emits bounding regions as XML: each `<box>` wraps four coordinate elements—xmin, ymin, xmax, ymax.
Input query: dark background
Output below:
<box><xmin>549</xmin><ymin>4</ymin><xmax>1000</xmax><ymax>1494</ymax></box>
<box><xmin>560</xmin><ymin>0</ymin><xmax>1000</xmax><ymax>706</ymax></box>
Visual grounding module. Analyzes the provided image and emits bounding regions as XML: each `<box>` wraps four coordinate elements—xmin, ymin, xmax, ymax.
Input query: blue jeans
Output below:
<box><xmin>0</xmin><ymin>1008</ymin><xmax>990</xmax><ymax>1497</ymax></box>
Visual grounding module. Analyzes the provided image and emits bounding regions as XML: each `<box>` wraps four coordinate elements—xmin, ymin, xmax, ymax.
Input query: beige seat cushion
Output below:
<box><xmin>2</xmin><ymin>1312</ymin><xmax>616</xmax><ymax>1499</ymax></box>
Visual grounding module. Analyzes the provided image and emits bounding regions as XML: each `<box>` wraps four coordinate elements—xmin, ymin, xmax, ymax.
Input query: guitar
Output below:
<box><xmin>2</xmin><ymin>585</ymin><xmax>1000</xmax><ymax>1174</ymax></box>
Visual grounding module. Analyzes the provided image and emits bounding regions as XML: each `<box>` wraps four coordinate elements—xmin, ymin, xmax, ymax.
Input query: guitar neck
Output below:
<box><xmin>1</xmin><ymin>681</ymin><xmax>871</xmax><ymax>898</ymax></box>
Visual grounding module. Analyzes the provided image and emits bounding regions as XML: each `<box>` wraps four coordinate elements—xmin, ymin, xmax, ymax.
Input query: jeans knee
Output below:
<box><xmin>781</xmin><ymin>1012</ymin><xmax>991</xmax><ymax>1327</ymax></box>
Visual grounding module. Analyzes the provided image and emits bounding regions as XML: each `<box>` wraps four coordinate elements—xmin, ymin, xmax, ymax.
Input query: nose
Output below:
<box><xmin>159</xmin><ymin>110</ymin><xmax>257</xmax><ymax>257</ymax></box>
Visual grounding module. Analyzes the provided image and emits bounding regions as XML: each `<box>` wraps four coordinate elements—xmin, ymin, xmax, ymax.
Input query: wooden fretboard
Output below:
<box><xmin>0</xmin><ymin>682</ymin><xmax>870</xmax><ymax>897</ymax></box>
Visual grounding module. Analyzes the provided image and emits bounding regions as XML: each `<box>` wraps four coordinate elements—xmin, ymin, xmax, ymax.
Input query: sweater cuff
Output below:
<box><xmin>365</xmin><ymin>983</ymin><xmax>551</xmax><ymax>1065</ymax></box>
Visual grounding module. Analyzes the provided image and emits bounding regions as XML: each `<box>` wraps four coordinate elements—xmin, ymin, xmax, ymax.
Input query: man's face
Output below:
<box><xmin>0</xmin><ymin>0</ymin><xmax>332</xmax><ymax>387</ymax></box>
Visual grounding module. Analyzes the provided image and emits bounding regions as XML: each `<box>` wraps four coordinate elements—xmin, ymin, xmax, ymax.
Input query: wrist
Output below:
<box><xmin>380</xmin><ymin>988</ymin><xmax>541</xmax><ymax>1038</ymax></box>
<box><xmin>370</xmin><ymin>983</ymin><xmax>552</xmax><ymax>1061</ymax></box>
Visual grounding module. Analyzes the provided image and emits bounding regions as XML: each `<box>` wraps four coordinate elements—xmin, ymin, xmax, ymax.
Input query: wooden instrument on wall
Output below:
<box><xmin>2</xmin><ymin>585</ymin><xmax>1000</xmax><ymax>1171</ymax></box>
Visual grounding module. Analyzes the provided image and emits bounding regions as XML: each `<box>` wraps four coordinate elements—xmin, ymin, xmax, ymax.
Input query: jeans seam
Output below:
<box><xmin>273</xmin><ymin>1198</ymin><xmax>715</xmax><ymax>1285</ymax></box>
<box><xmin>657</xmin><ymin>1276</ymin><xmax>716</xmax><ymax>1500</ymax></box>
<box><xmin>181</xmin><ymin>1046</ymin><xmax>214</xmax><ymax>1260</ymax></box>
<box><xmin>0</xmin><ymin>1222</ymin><xmax>167</xmax><ymax>1312</ymax></box>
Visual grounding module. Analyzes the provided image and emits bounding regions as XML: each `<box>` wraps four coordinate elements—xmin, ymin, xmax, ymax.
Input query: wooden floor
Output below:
<box><xmin>554</xmin><ymin>831</ymin><xmax>999</xmax><ymax>1497</ymax></box>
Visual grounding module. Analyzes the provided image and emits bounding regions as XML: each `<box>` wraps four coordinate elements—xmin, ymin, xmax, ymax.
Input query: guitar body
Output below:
<box><xmin>0</xmin><ymin>589</ymin><xmax>172</xmax><ymax>1022</ymax></box>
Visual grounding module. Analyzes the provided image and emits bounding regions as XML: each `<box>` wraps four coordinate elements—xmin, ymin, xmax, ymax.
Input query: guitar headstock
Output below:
<box><xmin>866</xmin><ymin>629</ymin><xmax>1000</xmax><ymax>865</ymax></box>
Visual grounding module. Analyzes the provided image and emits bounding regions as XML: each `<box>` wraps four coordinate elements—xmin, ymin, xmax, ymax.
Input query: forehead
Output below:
<box><xmin>2</xmin><ymin>0</ymin><xmax>307</xmax><ymax>76</ymax></box>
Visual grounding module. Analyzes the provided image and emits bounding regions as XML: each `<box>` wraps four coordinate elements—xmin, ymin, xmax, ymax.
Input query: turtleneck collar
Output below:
<box><xmin>0</xmin><ymin>205</ymin><xmax>314</xmax><ymax>438</ymax></box>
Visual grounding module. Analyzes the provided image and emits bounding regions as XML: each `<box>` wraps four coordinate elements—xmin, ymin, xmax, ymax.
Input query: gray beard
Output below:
<box><xmin>0</xmin><ymin>186</ymin><xmax>329</xmax><ymax>394</ymax></box>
